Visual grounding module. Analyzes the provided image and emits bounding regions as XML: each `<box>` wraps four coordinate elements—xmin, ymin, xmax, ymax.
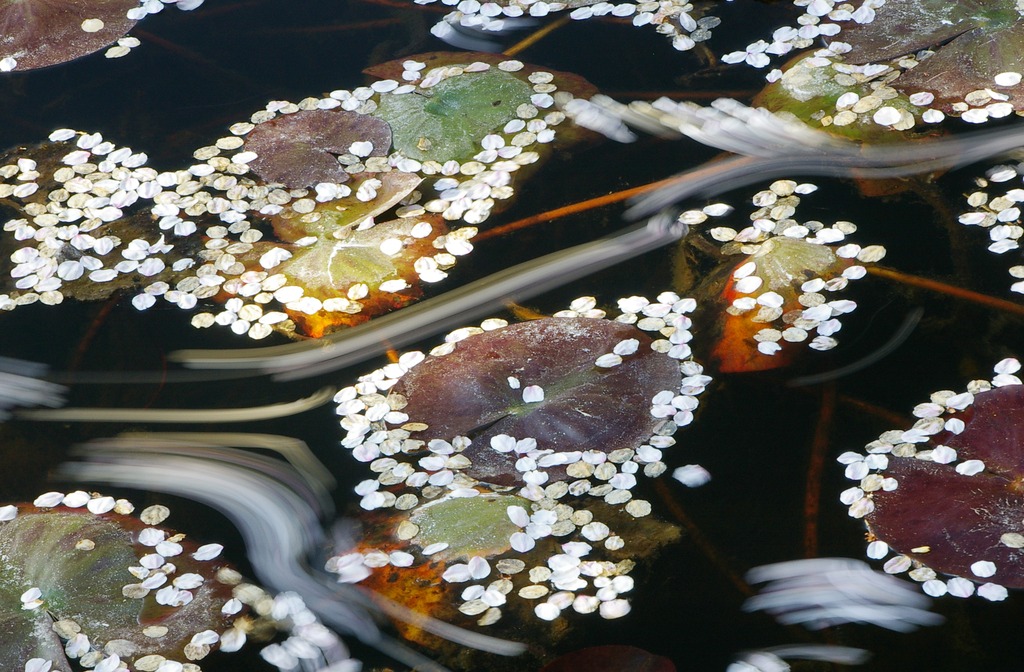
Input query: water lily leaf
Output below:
<box><xmin>217</xmin><ymin>172</ymin><xmax>455</xmax><ymax>338</ymax></box>
<box><xmin>0</xmin><ymin>495</ymin><xmax>241</xmax><ymax>670</ymax></box>
<box><xmin>865</xmin><ymin>384</ymin><xmax>1024</xmax><ymax>590</ymax></box>
<box><xmin>392</xmin><ymin>317</ymin><xmax>682</xmax><ymax>486</ymax></box>
<box><xmin>372</xmin><ymin>68</ymin><xmax>533</xmax><ymax>164</ymax></box>
<box><xmin>754</xmin><ymin>54</ymin><xmax>932</xmax><ymax>142</ymax></box>
<box><xmin>0</xmin><ymin>135</ymin><xmax>196</xmax><ymax>311</ymax></box>
<box><xmin>409</xmin><ymin>494</ymin><xmax>526</xmax><ymax>560</ymax></box>
<box><xmin>839</xmin><ymin>0</ymin><xmax>1024</xmax><ymax>113</ymax></box>
<box><xmin>364</xmin><ymin>51</ymin><xmax>601</xmax><ymax>150</ymax></box>
<box><xmin>687</xmin><ymin>184</ymin><xmax>883</xmax><ymax>374</ymax></box>
<box><xmin>243</xmin><ymin>109</ymin><xmax>393</xmax><ymax>188</ymax></box>
<box><xmin>0</xmin><ymin>0</ymin><xmax>139</xmax><ymax>72</ymax></box>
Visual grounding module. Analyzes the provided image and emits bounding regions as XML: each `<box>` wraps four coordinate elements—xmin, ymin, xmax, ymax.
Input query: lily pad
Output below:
<box><xmin>0</xmin><ymin>0</ymin><xmax>139</xmax><ymax>72</ymax></box>
<box><xmin>839</xmin><ymin>0</ymin><xmax>1024</xmax><ymax>114</ymax></box>
<box><xmin>685</xmin><ymin>182</ymin><xmax>883</xmax><ymax>373</ymax></box>
<box><xmin>243</xmin><ymin>109</ymin><xmax>393</xmax><ymax>188</ymax></box>
<box><xmin>192</xmin><ymin>171</ymin><xmax>458</xmax><ymax>338</ymax></box>
<box><xmin>373</xmin><ymin>68</ymin><xmax>533</xmax><ymax>164</ymax></box>
<box><xmin>0</xmin><ymin>493</ymin><xmax>242</xmax><ymax>670</ymax></box>
<box><xmin>409</xmin><ymin>493</ymin><xmax>526</xmax><ymax>561</ymax></box>
<box><xmin>754</xmin><ymin>53</ymin><xmax>932</xmax><ymax>140</ymax></box>
<box><xmin>0</xmin><ymin>133</ymin><xmax>196</xmax><ymax>312</ymax></box>
<box><xmin>392</xmin><ymin>317</ymin><xmax>682</xmax><ymax>486</ymax></box>
<box><xmin>864</xmin><ymin>383</ymin><xmax>1024</xmax><ymax>591</ymax></box>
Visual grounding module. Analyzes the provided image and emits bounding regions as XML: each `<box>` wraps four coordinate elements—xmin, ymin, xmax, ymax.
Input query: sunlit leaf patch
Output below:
<box><xmin>0</xmin><ymin>0</ymin><xmax>204</xmax><ymax>72</ymax></box>
<box><xmin>0</xmin><ymin>491</ymin><xmax>245</xmax><ymax>671</ymax></box>
<box><xmin>329</xmin><ymin>294</ymin><xmax>708</xmax><ymax>630</ymax></box>
<box><xmin>838</xmin><ymin>358</ymin><xmax>1024</xmax><ymax>600</ymax></box>
<box><xmin>754</xmin><ymin>53</ymin><xmax>936</xmax><ymax>137</ymax></box>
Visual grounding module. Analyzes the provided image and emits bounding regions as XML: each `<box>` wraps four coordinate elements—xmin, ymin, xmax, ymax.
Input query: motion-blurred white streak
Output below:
<box><xmin>0</xmin><ymin>357</ymin><xmax>66</xmax><ymax>421</ymax></box>
<box><xmin>744</xmin><ymin>558</ymin><xmax>943</xmax><ymax>632</ymax></box>
<box><xmin>60</xmin><ymin>442</ymin><xmax>526</xmax><ymax>668</ymax></box>
<box><xmin>17</xmin><ymin>386</ymin><xmax>335</xmax><ymax>422</ymax></box>
<box><xmin>729</xmin><ymin>644</ymin><xmax>870</xmax><ymax>672</ymax></box>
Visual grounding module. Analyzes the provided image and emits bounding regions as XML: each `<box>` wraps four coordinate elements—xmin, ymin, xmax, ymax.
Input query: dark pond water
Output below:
<box><xmin>3</xmin><ymin>1</ymin><xmax>1024</xmax><ymax>671</ymax></box>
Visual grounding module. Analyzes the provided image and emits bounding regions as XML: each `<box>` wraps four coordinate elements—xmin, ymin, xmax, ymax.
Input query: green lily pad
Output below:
<box><xmin>372</xmin><ymin>69</ymin><xmax>533</xmax><ymax>163</ymax></box>
<box><xmin>754</xmin><ymin>53</ymin><xmax>930</xmax><ymax>141</ymax></box>
<box><xmin>409</xmin><ymin>493</ymin><xmax>528</xmax><ymax>561</ymax></box>
<box><xmin>221</xmin><ymin>171</ymin><xmax>455</xmax><ymax>337</ymax></box>
<box><xmin>0</xmin><ymin>495</ymin><xmax>242</xmax><ymax>671</ymax></box>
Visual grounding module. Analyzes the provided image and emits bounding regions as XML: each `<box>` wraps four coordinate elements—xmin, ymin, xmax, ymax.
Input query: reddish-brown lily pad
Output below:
<box><xmin>838</xmin><ymin>0</ymin><xmax>1024</xmax><ymax>112</ymax></box>
<box><xmin>0</xmin><ymin>0</ymin><xmax>140</xmax><ymax>71</ymax></box>
<box><xmin>868</xmin><ymin>385</ymin><xmax>1024</xmax><ymax>588</ymax></box>
<box><xmin>243</xmin><ymin>109</ymin><xmax>393</xmax><ymax>188</ymax></box>
<box><xmin>391</xmin><ymin>317</ymin><xmax>682</xmax><ymax>486</ymax></box>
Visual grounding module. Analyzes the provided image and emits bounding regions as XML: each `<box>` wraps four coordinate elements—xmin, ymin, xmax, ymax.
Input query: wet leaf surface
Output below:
<box><xmin>869</xmin><ymin>385</ymin><xmax>1024</xmax><ymax>588</ymax></box>
<box><xmin>839</xmin><ymin>0</ymin><xmax>1024</xmax><ymax>111</ymax></box>
<box><xmin>0</xmin><ymin>502</ymin><xmax>239</xmax><ymax>669</ymax></box>
<box><xmin>243</xmin><ymin>109</ymin><xmax>393</xmax><ymax>188</ymax></box>
<box><xmin>373</xmin><ymin>68</ymin><xmax>533</xmax><ymax>164</ymax></box>
<box><xmin>391</xmin><ymin>317</ymin><xmax>681</xmax><ymax>485</ymax></box>
<box><xmin>0</xmin><ymin>0</ymin><xmax>139</xmax><ymax>71</ymax></box>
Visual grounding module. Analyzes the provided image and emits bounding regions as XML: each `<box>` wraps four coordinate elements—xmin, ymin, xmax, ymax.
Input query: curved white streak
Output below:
<box><xmin>169</xmin><ymin>222</ymin><xmax>680</xmax><ymax>378</ymax></box>
<box><xmin>744</xmin><ymin>558</ymin><xmax>942</xmax><ymax>632</ymax></box>
<box><xmin>16</xmin><ymin>386</ymin><xmax>335</xmax><ymax>422</ymax></box>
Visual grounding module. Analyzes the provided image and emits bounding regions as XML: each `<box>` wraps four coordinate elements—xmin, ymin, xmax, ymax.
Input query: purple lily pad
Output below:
<box><xmin>868</xmin><ymin>385</ymin><xmax>1024</xmax><ymax>588</ymax></box>
<box><xmin>0</xmin><ymin>496</ymin><xmax>243</xmax><ymax>669</ymax></box>
<box><xmin>0</xmin><ymin>0</ymin><xmax>140</xmax><ymax>72</ymax></box>
<box><xmin>243</xmin><ymin>109</ymin><xmax>393</xmax><ymax>188</ymax></box>
<box><xmin>391</xmin><ymin>317</ymin><xmax>682</xmax><ymax>486</ymax></box>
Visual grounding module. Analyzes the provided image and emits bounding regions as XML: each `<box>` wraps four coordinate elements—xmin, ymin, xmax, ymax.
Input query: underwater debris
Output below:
<box><xmin>839</xmin><ymin>358</ymin><xmax>1024</xmax><ymax>600</ymax></box>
